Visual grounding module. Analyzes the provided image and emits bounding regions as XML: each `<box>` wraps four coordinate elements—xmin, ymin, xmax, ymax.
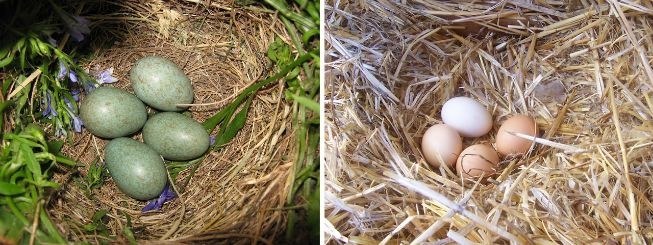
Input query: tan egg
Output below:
<box><xmin>495</xmin><ymin>115</ymin><xmax>538</xmax><ymax>156</ymax></box>
<box><xmin>421</xmin><ymin>124</ymin><xmax>462</xmax><ymax>168</ymax></box>
<box><xmin>456</xmin><ymin>144</ymin><xmax>500</xmax><ymax>178</ymax></box>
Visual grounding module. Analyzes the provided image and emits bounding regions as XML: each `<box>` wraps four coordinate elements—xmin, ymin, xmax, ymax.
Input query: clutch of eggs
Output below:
<box><xmin>421</xmin><ymin>96</ymin><xmax>539</xmax><ymax>179</ymax></box>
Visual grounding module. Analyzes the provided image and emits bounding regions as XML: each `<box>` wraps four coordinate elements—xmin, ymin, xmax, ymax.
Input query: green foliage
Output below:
<box><xmin>1</xmin><ymin>0</ymin><xmax>98</xmax><ymax>138</ymax></box>
<box><xmin>75</xmin><ymin>158</ymin><xmax>108</xmax><ymax>197</ymax></box>
<box><xmin>261</xmin><ymin>0</ymin><xmax>320</xmax><ymax>242</ymax></box>
<box><xmin>82</xmin><ymin>209</ymin><xmax>111</xmax><ymax>244</ymax></box>
<box><xmin>0</xmin><ymin>125</ymin><xmax>77</xmax><ymax>244</ymax></box>
<box><xmin>122</xmin><ymin>213</ymin><xmax>137</xmax><ymax>245</ymax></box>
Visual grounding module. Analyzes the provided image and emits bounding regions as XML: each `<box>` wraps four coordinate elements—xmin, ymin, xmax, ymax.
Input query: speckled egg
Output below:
<box><xmin>130</xmin><ymin>56</ymin><xmax>193</xmax><ymax>111</ymax></box>
<box><xmin>142</xmin><ymin>112</ymin><xmax>209</xmax><ymax>161</ymax></box>
<box><xmin>105</xmin><ymin>138</ymin><xmax>167</xmax><ymax>200</ymax></box>
<box><xmin>80</xmin><ymin>87</ymin><xmax>147</xmax><ymax>138</ymax></box>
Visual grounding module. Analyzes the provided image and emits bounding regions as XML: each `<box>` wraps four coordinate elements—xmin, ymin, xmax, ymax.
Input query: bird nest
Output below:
<box><xmin>49</xmin><ymin>0</ymin><xmax>296</xmax><ymax>243</ymax></box>
<box><xmin>325</xmin><ymin>0</ymin><xmax>653</xmax><ymax>244</ymax></box>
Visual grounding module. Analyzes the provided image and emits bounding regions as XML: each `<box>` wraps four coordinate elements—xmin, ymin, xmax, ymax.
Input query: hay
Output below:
<box><xmin>49</xmin><ymin>0</ymin><xmax>297</xmax><ymax>243</ymax></box>
<box><xmin>325</xmin><ymin>0</ymin><xmax>653</xmax><ymax>244</ymax></box>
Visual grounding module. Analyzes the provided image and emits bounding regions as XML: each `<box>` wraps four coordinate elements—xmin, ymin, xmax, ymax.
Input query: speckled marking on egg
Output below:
<box><xmin>130</xmin><ymin>56</ymin><xmax>194</xmax><ymax>111</ymax></box>
<box><xmin>80</xmin><ymin>87</ymin><xmax>147</xmax><ymax>138</ymax></box>
<box><xmin>142</xmin><ymin>112</ymin><xmax>210</xmax><ymax>161</ymax></box>
<box><xmin>105</xmin><ymin>137</ymin><xmax>167</xmax><ymax>200</ymax></box>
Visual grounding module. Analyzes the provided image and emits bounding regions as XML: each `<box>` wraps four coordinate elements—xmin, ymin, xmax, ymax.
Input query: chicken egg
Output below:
<box><xmin>495</xmin><ymin>115</ymin><xmax>538</xmax><ymax>156</ymax></box>
<box><xmin>421</xmin><ymin>124</ymin><xmax>462</xmax><ymax>168</ymax></box>
<box><xmin>441</xmin><ymin>97</ymin><xmax>493</xmax><ymax>137</ymax></box>
<box><xmin>456</xmin><ymin>144</ymin><xmax>499</xmax><ymax>178</ymax></box>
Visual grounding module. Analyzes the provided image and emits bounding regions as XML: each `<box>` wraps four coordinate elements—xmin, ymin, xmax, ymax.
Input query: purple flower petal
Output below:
<box><xmin>66</xmin><ymin>16</ymin><xmax>91</xmax><ymax>42</ymax></box>
<box><xmin>64</xmin><ymin>97</ymin><xmax>75</xmax><ymax>110</ymax></box>
<box><xmin>72</xmin><ymin>116</ymin><xmax>83</xmax><ymax>133</ymax></box>
<box><xmin>85</xmin><ymin>83</ymin><xmax>97</xmax><ymax>93</ymax></box>
<box><xmin>142</xmin><ymin>183</ymin><xmax>177</xmax><ymax>213</ymax></box>
<box><xmin>71</xmin><ymin>89</ymin><xmax>80</xmax><ymax>102</ymax></box>
<box><xmin>42</xmin><ymin>92</ymin><xmax>58</xmax><ymax>119</ymax></box>
<box><xmin>57</xmin><ymin>61</ymin><xmax>68</xmax><ymax>80</ymax></box>
<box><xmin>69</xmin><ymin>71</ymin><xmax>78</xmax><ymax>83</ymax></box>
<box><xmin>209</xmin><ymin>135</ymin><xmax>216</xmax><ymax>146</ymax></box>
<box><xmin>96</xmin><ymin>68</ymin><xmax>117</xmax><ymax>84</ymax></box>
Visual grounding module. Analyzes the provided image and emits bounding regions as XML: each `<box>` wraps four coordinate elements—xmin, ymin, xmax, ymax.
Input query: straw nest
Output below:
<box><xmin>49</xmin><ymin>0</ymin><xmax>296</xmax><ymax>243</ymax></box>
<box><xmin>325</xmin><ymin>0</ymin><xmax>653</xmax><ymax>244</ymax></box>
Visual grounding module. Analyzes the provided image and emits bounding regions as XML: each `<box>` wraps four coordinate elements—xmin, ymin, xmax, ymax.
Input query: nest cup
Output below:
<box><xmin>326</xmin><ymin>0</ymin><xmax>653</xmax><ymax>244</ymax></box>
<box><xmin>50</xmin><ymin>1</ymin><xmax>298</xmax><ymax>243</ymax></box>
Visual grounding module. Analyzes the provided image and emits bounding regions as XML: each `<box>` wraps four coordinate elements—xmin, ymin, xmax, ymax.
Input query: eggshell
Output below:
<box><xmin>130</xmin><ymin>56</ymin><xmax>194</xmax><ymax>111</ymax></box>
<box><xmin>456</xmin><ymin>144</ymin><xmax>499</xmax><ymax>178</ymax></box>
<box><xmin>80</xmin><ymin>87</ymin><xmax>147</xmax><ymax>138</ymax></box>
<box><xmin>441</xmin><ymin>97</ymin><xmax>492</xmax><ymax>137</ymax></box>
<box><xmin>495</xmin><ymin>115</ymin><xmax>538</xmax><ymax>156</ymax></box>
<box><xmin>142</xmin><ymin>112</ymin><xmax>210</xmax><ymax>161</ymax></box>
<box><xmin>421</xmin><ymin>124</ymin><xmax>462</xmax><ymax>168</ymax></box>
<box><xmin>105</xmin><ymin>138</ymin><xmax>167</xmax><ymax>200</ymax></box>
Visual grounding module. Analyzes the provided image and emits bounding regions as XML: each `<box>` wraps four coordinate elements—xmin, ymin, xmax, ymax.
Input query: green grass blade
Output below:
<box><xmin>0</xmin><ymin>100</ymin><xmax>14</xmax><ymax>113</ymax></box>
<box><xmin>0</xmin><ymin>182</ymin><xmax>25</xmax><ymax>195</ymax></box>
<box><xmin>202</xmin><ymin>50</ymin><xmax>316</xmax><ymax>133</ymax></box>
<box><xmin>285</xmin><ymin>92</ymin><xmax>319</xmax><ymax>113</ymax></box>
<box><xmin>39</xmin><ymin>206</ymin><xmax>66</xmax><ymax>244</ymax></box>
<box><xmin>214</xmin><ymin>95</ymin><xmax>254</xmax><ymax>148</ymax></box>
<box><xmin>201</xmin><ymin>103</ymin><xmax>234</xmax><ymax>133</ymax></box>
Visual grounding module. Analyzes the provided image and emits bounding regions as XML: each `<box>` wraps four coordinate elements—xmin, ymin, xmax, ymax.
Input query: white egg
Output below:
<box><xmin>441</xmin><ymin>97</ymin><xmax>492</xmax><ymax>137</ymax></box>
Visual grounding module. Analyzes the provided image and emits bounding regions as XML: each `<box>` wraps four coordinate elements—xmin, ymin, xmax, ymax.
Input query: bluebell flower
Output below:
<box><xmin>65</xmin><ymin>16</ymin><xmax>91</xmax><ymax>42</ymax></box>
<box><xmin>57</xmin><ymin>61</ymin><xmax>68</xmax><ymax>80</ymax></box>
<box><xmin>142</xmin><ymin>183</ymin><xmax>177</xmax><ymax>213</ymax></box>
<box><xmin>64</xmin><ymin>95</ymin><xmax>83</xmax><ymax>133</ymax></box>
<box><xmin>84</xmin><ymin>83</ymin><xmax>97</xmax><ymax>93</ymax></box>
<box><xmin>42</xmin><ymin>92</ymin><xmax>58</xmax><ymax>119</ymax></box>
<box><xmin>57</xmin><ymin>60</ymin><xmax>78</xmax><ymax>83</ymax></box>
<box><xmin>69</xmin><ymin>70</ymin><xmax>78</xmax><ymax>83</ymax></box>
<box><xmin>64</xmin><ymin>97</ymin><xmax>73</xmax><ymax>110</ymax></box>
<box><xmin>71</xmin><ymin>89</ymin><xmax>80</xmax><ymax>102</ymax></box>
<box><xmin>95</xmin><ymin>68</ymin><xmax>117</xmax><ymax>84</ymax></box>
<box><xmin>72</xmin><ymin>115</ymin><xmax>83</xmax><ymax>133</ymax></box>
<box><xmin>84</xmin><ymin>67</ymin><xmax>117</xmax><ymax>92</ymax></box>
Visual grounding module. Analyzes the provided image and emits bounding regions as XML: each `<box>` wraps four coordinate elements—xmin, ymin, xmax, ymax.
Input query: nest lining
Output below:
<box><xmin>325</xmin><ymin>0</ymin><xmax>653</xmax><ymax>244</ymax></box>
<box><xmin>49</xmin><ymin>0</ymin><xmax>297</xmax><ymax>243</ymax></box>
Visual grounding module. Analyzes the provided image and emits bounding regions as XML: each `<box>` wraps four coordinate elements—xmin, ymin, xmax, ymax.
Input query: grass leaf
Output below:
<box><xmin>285</xmin><ymin>92</ymin><xmax>319</xmax><ymax>113</ymax></box>
<box><xmin>214</xmin><ymin>95</ymin><xmax>254</xmax><ymax>148</ymax></box>
<box><xmin>0</xmin><ymin>182</ymin><xmax>25</xmax><ymax>195</ymax></box>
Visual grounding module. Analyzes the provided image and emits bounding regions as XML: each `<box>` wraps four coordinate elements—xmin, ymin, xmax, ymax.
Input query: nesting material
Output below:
<box><xmin>50</xmin><ymin>1</ymin><xmax>296</xmax><ymax>243</ymax></box>
<box><xmin>325</xmin><ymin>0</ymin><xmax>653</xmax><ymax>243</ymax></box>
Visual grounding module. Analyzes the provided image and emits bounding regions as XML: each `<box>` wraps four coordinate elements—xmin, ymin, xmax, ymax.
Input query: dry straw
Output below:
<box><xmin>49</xmin><ymin>0</ymin><xmax>297</xmax><ymax>243</ymax></box>
<box><xmin>325</xmin><ymin>0</ymin><xmax>653</xmax><ymax>244</ymax></box>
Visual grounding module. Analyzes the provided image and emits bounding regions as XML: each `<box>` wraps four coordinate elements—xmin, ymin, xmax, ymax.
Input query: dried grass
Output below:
<box><xmin>325</xmin><ymin>0</ymin><xmax>653</xmax><ymax>244</ymax></box>
<box><xmin>49</xmin><ymin>0</ymin><xmax>296</xmax><ymax>243</ymax></box>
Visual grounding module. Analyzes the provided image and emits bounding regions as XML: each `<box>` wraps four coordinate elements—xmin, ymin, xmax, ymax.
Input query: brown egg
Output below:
<box><xmin>456</xmin><ymin>144</ymin><xmax>500</xmax><ymax>178</ymax></box>
<box><xmin>421</xmin><ymin>124</ymin><xmax>462</xmax><ymax>168</ymax></box>
<box><xmin>495</xmin><ymin>115</ymin><xmax>538</xmax><ymax>156</ymax></box>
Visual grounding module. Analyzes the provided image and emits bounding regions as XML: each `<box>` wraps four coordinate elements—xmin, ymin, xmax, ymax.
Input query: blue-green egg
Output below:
<box><xmin>80</xmin><ymin>87</ymin><xmax>147</xmax><ymax>138</ymax></box>
<box><xmin>105</xmin><ymin>138</ymin><xmax>167</xmax><ymax>200</ymax></box>
<box><xmin>142</xmin><ymin>112</ymin><xmax>209</xmax><ymax>161</ymax></box>
<box><xmin>130</xmin><ymin>56</ymin><xmax>193</xmax><ymax>111</ymax></box>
